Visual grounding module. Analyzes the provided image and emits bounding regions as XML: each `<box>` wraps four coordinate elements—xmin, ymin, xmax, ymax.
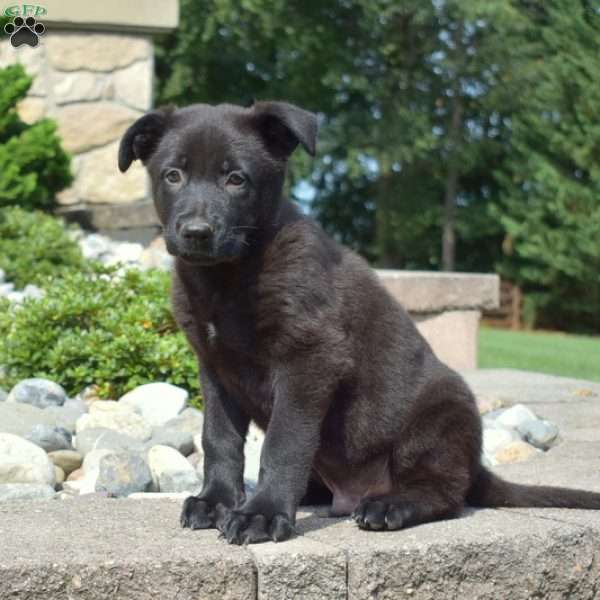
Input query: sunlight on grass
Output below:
<box><xmin>479</xmin><ymin>327</ymin><xmax>600</xmax><ymax>382</ymax></box>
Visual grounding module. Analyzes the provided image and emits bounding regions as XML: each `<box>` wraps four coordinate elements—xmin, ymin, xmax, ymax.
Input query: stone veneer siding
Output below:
<box><xmin>0</xmin><ymin>31</ymin><xmax>154</xmax><ymax>230</ymax></box>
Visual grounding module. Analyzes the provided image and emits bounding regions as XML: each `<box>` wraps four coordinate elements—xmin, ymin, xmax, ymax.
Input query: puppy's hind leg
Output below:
<box><xmin>353</xmin><ymin>376</ymin><xmax>482</xmax><ymax>531</ymax></box>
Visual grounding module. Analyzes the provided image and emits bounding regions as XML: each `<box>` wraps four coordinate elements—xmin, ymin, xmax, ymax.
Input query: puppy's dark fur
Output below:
<box><xmin>119</xmin><ymin>101</ymin><xmax>600</xmax><ymax>544</ymax></box>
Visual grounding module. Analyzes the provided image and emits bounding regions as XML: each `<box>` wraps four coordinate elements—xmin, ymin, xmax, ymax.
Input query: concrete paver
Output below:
<box><xmin>1</xmin><ymin>369</ymin><xmax>600</xmax><ymax>599</ymax></box>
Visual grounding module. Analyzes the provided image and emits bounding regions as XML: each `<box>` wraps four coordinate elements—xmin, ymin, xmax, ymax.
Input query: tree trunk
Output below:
<box><xmin>442</xmin><ymin>90</ymin><xmax>462</xmax><ymax>272</ymax></box>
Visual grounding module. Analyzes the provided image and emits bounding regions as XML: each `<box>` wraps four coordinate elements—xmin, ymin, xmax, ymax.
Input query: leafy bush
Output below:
<box><xmin>0</xmin><ymin>64</ymin><xmax>72</xmax><ymax>211</ymax></box>
<box><xmin>0</xmin><ymin>264</ymin><xmax>201</xmax><ymax>405</ymax></box>
<box><xmin>0</xmin><ymin>206</ymin><xmax>86</xmax><ymax>288</ymax></box>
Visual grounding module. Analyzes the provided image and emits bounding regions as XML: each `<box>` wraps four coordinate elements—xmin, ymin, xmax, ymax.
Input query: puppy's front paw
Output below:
<box><xmin>220</xmin><ymin>510</ymin><xmax>294</xmax><ymax>545</ymax></box>
<box><xmin>180</xmin><ymin>496</ymin><xmax>230</xmax><ymax>530</ymax></box>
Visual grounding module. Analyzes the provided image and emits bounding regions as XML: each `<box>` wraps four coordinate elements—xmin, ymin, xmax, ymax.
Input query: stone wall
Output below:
<box><xmin>0</xmin><ymin>29</ymin><xmax>159</xmax><ymax>240</ymax></box>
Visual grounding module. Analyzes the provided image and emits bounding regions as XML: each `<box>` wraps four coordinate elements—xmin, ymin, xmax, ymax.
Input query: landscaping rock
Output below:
<box><xmin>0</xmin><ymin>433</ymin><xmax>55</xmax><ymax>485</ymax></box>
<box><xmin>495</xmin><ymin>440</ymin><xmax>540</xmax><ymax>464</ymax></box>
<box><xmin>96</xmin><ymin>452</ymin><xmax>152</xmax><ymax>497</ymax></box>
<box><xmin>48</xmin><ymin>450</ymin><xmax>83</xmax><ymax>476</ymax></box>
<box><xmin>25</xmin><ymin>424</ymin><xmax>72</xmax><ymax>452</ymax></box>
<box><xmin>22</xmin><ymin>284</ymin><xmax>45</xmax><ymax>300</ymax></box>
<box><xmin>518</xmin><ymin>419</ymin><xmax>560</xmax><ymax>451</ymax></box>
<box><xmin>7</xmin><ymin>378</ymin><xmax>67</xmax><ymax>409</ymax></box>
<box><xmin>0</xmin><ymin>402</ymin><xmax>56</xmax><ymax>436</ymax></box>
<box><xmin>495</xmin><ymin>404</ymin><xmax>538</xmax><ymax>430</ymax></box>
<box><xmin>83</xmin><ymin>449</ymin><xmax>118</xmax><ymax>475</ymax></box>
<box><xmin>139</xmin><ymin>237</ymin><xmax>173</xmax><ymax>270</ymax></box>
<box><xmin>75</xmin><ymin>427</ymin><xmax>144</xmax><ymax>456</ymax></box>
<box><xmin>192</xmin><ymin>433</ymin><xmax>203</xmax><ymax>457</ymax></box>
<box><xmin>67</xmin><ymin>468</ymin><xmax>84</xmax><ymax>482</ymax></box>
<box><xmin>76</xmin><ymin>405</ymin><xmax>152</xmax><ymax>441</ymax></box>
<box><xmin>482</xmin><ymin>424</ymin><xmax>520</xmax><ymax>456</ymax></box>
<box><xmin>163</xmin><ymin>407</ymin><xmax>204</xmax><ymax>435</ymax></box>
<box><xmin>119</xmin><ymin>383</ymin><xmax>188</xmax><ymax>427</ymax></box>
<box><xmin>54</xmin><ymin>466</ymin><xmax>66</xmax><ymax>486</ymax></box>
<box><xmin>0</xmin><ymin>388</ymin><xmax>7</xmax><ymax>402</ymax></box>
<box><xmin>45</xmin><ymin>397</ymin><xmax>87</xmax><ymax>433</ymax></box>
<box><xmin>475</xmin><ymin>394</ymin><xmax>510</xmax><ymax>415</ymax></box>
<box><xmin>187</xmin><ymin>452</ymin><xmax>202</xmax><ymax>470</ymax></box>
<box><xmin>0</xmin><ymin>282</ymin><xmax>14</xmax><ymax>296</ymax></box>
<box><xmin>106</xmin><ymin>241</ymin><xmax>144</xmax><ymax>266</ymax></box>
<box><xmin>65</xmin><ymin>449</ymin><xmax>114</xmax><ymax>496</ymax></box>
<box><xmin>145</xmin><ymin>427</ymin><xmax>194</xmax><ymax>456</ymax></box>
<box><xmin>147</xmin><ymin>444</ymin><xmax>201</xmax><ymax>493</ymax></box>
<box><xmin>0</xmin><ymin>483</ymin><xmax>56</xmax><ymax>503</ymax></box>
<box><xmin>76</xmin><ymin>384</ymin><xmax>105</xmax><ymax>408</ymax></box>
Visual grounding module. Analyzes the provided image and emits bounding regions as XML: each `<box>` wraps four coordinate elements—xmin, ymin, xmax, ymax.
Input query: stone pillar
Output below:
<box><xmin>0</xmin><ymin>0</ymin><xmax>179</xmax><ymax>243</ymax></box>
<box><xmin>377</xmin><ymin>270</ymin><xmax>500</xmax><ymax>370</ymax></box>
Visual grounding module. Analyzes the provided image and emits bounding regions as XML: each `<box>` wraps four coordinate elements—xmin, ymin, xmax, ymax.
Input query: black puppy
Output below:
<box><xmin>119</xmin><ymin>101</ymin><xmax>600</xmax><ymax>544</ymax></box>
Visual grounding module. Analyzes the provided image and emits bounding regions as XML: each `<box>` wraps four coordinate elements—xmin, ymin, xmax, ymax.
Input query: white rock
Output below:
<box><xmin>518</xmin><ymin>419</ymin><xmax>560</xmax><ymax>450</ymax></box>
<box><xmin>192</xmin><ymin>433</ymin><xmax>204</xmax><ymax>457</ymax></box>
<box><xmin>83</xmin><ymin>449</ymin><xmax>116</xmax><ymax>475</ymax></box>
<box><xmin>482</xmin><ymin>424</ymin><xmax>520</xmax><ymax>457</ymax></box>
<box><xmin>147</xmin><ymin>445</ymin><xmax>201</xmax><ymax>493</ymax></box>
<box><xmin>89</xmin><ymin>400</ymin><xmax>135</xmax><ymax>415</ymax></box>
<box><xmin>22</xmin><ymin>284</ymin><xmax>45</xmax><ymax>300</ymax></box>
<box><xmin>244</xmin><ymin>422</ymin><xmax>264</xmax><ymax>485</ymax></box>
<box><xmin>79</xmin><ymin>233</ymin><xmax>113</xmax><ymax>260</ymax></box>
<box><xmin>6</xmin><ymin>291</ymin><xmax>25</xmax><ymax>304</ymax></box>
<box><xmin>119</xmin><ymin>383</ymin><xmax>188</xmax><ymax>427</ymax></box>
<box><xmin>107</xmin><ymin>242</ymin><xmax>144</xmax><ymax>265</ymax></box>
<box><xmin>0</xmin><ymin>282</ymin><xmax>14</xmax><ymax>296</ymax></box>
<box><xmin>163</xmin><ymin>407</ymin><xmax>204</xmax><ymax>435</ymax></box>
<box><xmin>495</xmin><ymin>404</ymin><xmax>538</xmax><ymax>430</ymax></box>
<box><xmin>76</xmin><ymin>409</ymin><xmax>152</xmax><ymax>442</ymax></box>
<box><xmin>0</xmin><ymin>433</ymin><xmax>55</xmax><ymax>485</ymax></box>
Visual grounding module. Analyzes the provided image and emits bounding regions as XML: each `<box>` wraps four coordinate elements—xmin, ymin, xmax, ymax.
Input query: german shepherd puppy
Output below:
<box><xmin>119</xmin><ymin>101</ymin><xmax>600</xmax><ymax>544</ymax></box>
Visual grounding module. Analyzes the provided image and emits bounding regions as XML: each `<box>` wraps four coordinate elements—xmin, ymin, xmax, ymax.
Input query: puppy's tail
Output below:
<box><xmin>467</xmin><ymin>466</ymin><xmax>600</xmax><ymax>509</ymax></box>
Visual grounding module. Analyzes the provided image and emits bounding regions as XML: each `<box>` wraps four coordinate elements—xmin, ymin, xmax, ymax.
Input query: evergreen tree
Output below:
<box><xmin>495</xmin><ymin>0</ymin><xmax>600</xmax><ymax>330</ymax></box>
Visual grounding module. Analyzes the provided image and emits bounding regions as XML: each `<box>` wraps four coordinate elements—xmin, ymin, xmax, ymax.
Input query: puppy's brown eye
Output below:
<box><xmin>226</xmin><ymin>173</ymin><xmax>245</xmax><ymax>186</ymax></box>
<box><xmin>165</xmin><ymin>169</ymin><xmax>182</xmax><ymax>184</ymax></box>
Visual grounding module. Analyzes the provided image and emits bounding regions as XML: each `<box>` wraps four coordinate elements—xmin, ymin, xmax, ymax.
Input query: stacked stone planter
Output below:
<box><xmin>0</xmin><ymin>0</ymin><xmax>179</xmax><ymax>242</ymax></box>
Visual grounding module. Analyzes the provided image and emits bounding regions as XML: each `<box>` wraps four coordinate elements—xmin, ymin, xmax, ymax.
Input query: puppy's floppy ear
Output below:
<box><xmin>118</xmin><ymin>107</ymin><xmax>173</xmax><ymax>172</ymax></box>
<box><xmin>251</xmin><ymin>101</ymin><xmax>318</xmax><ymax>159</ymax></box>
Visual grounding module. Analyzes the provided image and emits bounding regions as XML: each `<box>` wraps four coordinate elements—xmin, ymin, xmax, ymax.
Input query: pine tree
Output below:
<box><xmin>495</xmin><ymin>0</ymin><xmax>600</xmax><ymax>331</ymax></box>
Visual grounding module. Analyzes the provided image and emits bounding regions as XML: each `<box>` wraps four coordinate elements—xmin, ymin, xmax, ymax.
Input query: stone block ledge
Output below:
<box><xmin>2</xmin><ymin>369</ymin><xmax>600</xmax><ymax>599</ymax></box>
<box><xmin>377</xmin><ymin>270</ymin><xmax>500</xmax><ymax>313</ymax></box>
<box><xmin>2</xmin><ymin>496</ymin><xmax>600</xmax><ymax>599</ymax></box>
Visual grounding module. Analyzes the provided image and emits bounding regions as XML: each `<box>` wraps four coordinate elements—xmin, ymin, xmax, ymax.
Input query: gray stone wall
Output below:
<box><xmin>0</xmin><ymin>31</ymin><xmax>155</xmax><ymax>234</ymax></box>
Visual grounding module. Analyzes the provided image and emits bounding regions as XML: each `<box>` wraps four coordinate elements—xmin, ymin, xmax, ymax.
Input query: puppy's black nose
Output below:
<box><xmin>181</xmin><ymin>220</ymin><xmax>213</xmax><ymax>243</ymax></box>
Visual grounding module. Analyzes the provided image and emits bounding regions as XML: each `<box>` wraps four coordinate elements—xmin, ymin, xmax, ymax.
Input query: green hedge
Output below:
<box><xmin>0</xmin><ymin>64</ymin><xmax>72</xmax><ymax>211</ymax></box>
<box><xmin>0</xmin><ymin>264</ymin><xmax>201</xmax><ymax>404</ymax></box>
<box><xmin>0</xmin><ymin>206</ymin><xmax>86</xmax><ymax>288</ymax></box>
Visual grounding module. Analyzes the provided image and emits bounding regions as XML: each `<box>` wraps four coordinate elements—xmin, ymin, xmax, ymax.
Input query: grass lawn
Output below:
<box><xmin>479</xmin><ymin>327</ymin><xmax>600</xmax><ymax>383</ymax></box>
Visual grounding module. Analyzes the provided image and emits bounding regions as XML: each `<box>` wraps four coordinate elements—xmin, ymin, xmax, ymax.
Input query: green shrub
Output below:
<box><xmin>0</xmin><ymin>206</ymin><xmax>86</xmax><ymax>288</ymax></box>
<box><xmin>0</xmin><ymin>264</ymin><xmax>201</xmax><ymax>405</ymax></box>
<box><xmin>0</xmin><ymin>64</ymin><xmax>72</xmax><ymax>211</ymax></box>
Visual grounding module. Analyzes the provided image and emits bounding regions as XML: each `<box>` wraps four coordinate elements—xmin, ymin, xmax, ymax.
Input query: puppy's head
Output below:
<box><xmin>118</xmin><ymin>101</ymin><xmax>317</xmax><ymax>265</ymax></box>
